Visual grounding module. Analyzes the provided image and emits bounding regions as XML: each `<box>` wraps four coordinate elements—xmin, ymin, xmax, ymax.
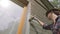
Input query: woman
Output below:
<box><xmin>30</xmin><ymin>9</ymin><xmax>60</xmax><ymax>34</ymax></box>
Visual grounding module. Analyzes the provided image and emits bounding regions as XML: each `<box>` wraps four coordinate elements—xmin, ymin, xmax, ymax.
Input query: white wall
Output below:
<box><xmin>0</xmin><ymin>0</ymin><xmax>23</xmax><ymax>34</ymax></box>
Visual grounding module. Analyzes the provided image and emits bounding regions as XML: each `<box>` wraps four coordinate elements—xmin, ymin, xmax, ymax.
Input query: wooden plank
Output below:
<box><xmin>11</xmin><ymin>0</ymin><xmax>28</xmax><ymax>7</ymax></box>
<box><xmin>17</xmin><ymin>6</ymin><xmax>28</xmax><ymax>34</ymax></box>
<box><xmin>18</xmin><ymin>0</ymin><xmax>28</xmax><ymax>6</ymax></box>
<box><xmin>40</xmin><ymin>0</ymin><xmax>54</xmax><ymax>10</ymax></box>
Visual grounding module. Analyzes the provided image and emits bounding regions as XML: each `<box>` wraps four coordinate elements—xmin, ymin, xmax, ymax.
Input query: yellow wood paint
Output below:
<box><xmin>17</xmin><ymin>6</ymin><xmax>28</xmax><ymax>34</ymax></box>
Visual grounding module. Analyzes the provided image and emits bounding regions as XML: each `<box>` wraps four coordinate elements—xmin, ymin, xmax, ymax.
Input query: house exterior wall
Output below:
<box><xmin>30</xmin><ymin>0</ymin><xmax>52</xmax><ymax>34</ymax></box>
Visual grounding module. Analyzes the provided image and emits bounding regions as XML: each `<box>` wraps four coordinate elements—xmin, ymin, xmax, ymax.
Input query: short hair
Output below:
<box><xmin>46</xmin><ymin>9</ymin><xmax>60</xmax><ymax>17</ymax></box>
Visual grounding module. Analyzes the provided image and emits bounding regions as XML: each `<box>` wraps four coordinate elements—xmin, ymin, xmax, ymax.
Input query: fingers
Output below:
<box><xmin>29</xmin><ymin>15</ymin><xmax>38</xmax><ymax>22</ymax></box>
<box><xmin>29</xmin><ymin>15</ymin><xmax>34</xmax><ymax>22</ymax></box>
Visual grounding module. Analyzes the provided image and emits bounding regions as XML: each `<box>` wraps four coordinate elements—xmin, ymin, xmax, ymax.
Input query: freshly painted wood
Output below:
<box><xmin>17</xmin><ymin>6</ymin><xmax>28</xmax><ymax>34</ymax></box>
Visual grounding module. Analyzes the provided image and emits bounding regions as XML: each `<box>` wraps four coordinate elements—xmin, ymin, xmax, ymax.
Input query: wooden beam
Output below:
<box><xmin>17</xmin><ymin>6</ymin><xmax>28</xmax><ymax>34</ymax></box>
<box><xmin>11</xmin><ymin>0</ymin><xmax>28</xmax><ymax>7</ymax></box>
<box><xmin>18</xmin><ymin>0</ymin><xmax>28</xmax><ymax>6</ymax></box>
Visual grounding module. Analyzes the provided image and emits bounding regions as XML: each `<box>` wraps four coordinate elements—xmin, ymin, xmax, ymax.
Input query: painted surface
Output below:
<box><xmin>0</xmin><ymin>0</ymin><xmax>23</xmax><ymax>34</ymax></box>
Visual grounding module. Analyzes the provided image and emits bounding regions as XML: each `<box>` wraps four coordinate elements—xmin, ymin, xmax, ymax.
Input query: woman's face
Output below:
<box><xmin>47</xmin><ymin>13</ymin><xmax>53</xmax><ymax>20</ymax></box>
